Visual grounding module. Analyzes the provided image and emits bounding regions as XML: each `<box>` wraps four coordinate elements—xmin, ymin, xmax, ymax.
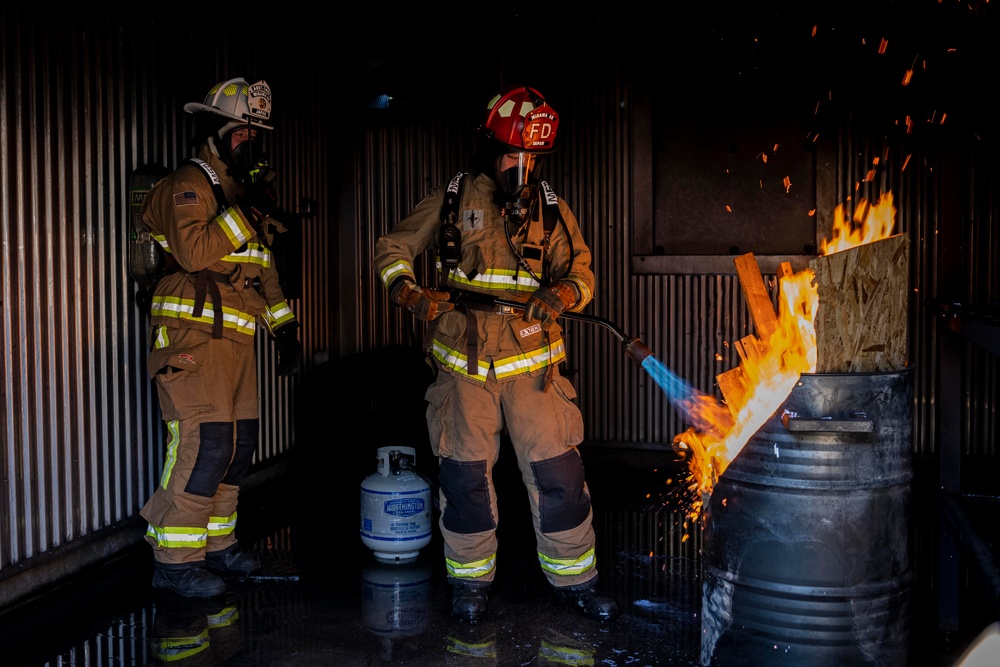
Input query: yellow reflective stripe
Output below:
<box><xmin>431</xmin><ymin>341</ymin><xmax>489</xmax><ymax>381</ymax></box>
<box><xmin>218</xmin><ymin>206</ymin><xmax>254</xmax><ymax>246</ymax></box>
<box><xmin>566</xmin><ymin>279</ymin><xmax>593</xmax><ymax>311</ymax></box>
<box><xmin>152</xmin><ymin>629</ymin><xmax>210</xmax><ymax>662</ymax></box>
<box><xmin>538</xmin><ymin>548</ymin><xmax>596</xmax><ymax>577</ymax></box>
<box><xmin>158</xmin><ymin>242</ymin><xmax>271</xmax><ymax>267</ymax></box>
<box><xmin>153</xmin><ymin>233</ymin><xmax>170</xmax><ymax>253</ymax></box>
<box><xmin>151</xmin><ymin>297</ymin><xmax>257</xmax><ymax>336</ymax></box>
<box><xmin>207</xmin><ymin>511</ymin><xmax>237</xmax><ymax>537</ymax></box>
<box><xmin>447</xmin><ymin>638</ymin><xmax>497</xmax><ymax>659</ymax></box>
<box><xmin>445</xmin><ymin>554</ymin><xmax>496</xmax><ymax>579</ymax></box>
<box><xmin>493</xmin><ymin>340</ymin><xmax>566</xmax><ymax>379</ymax></box>
<box><xmin>207</xmin><ymin>607</ymin><xmax>240</xmax><ymax>629</ymax></box>
<box><xmin>145</xmin><ymin>524</ymin><xmax>208</xmax><ymax>549</ymax></box>
<box><xmin>540</xmin><ymin>641</ymin><xmax>595</xmax><ymax>666</ymax></box>
<box><xmin>444</xmin><ymin>266</ymin><xmax>538</xmax><ymax>292</ymax></box>
<box><xmin>222</xmin><ymin>242</ymin><xmax>272</xmax><ymax>267</ymax></box>
<box><xmin>380</xmin><ymin>261</ymin><xmax>413</xmax><ymax>287</ymax></box>
<box><xmin>265</xmin><ymin>301</ymin><xmax>296</xmax><ymax>329</ymax></box>
<box><xmin>159</xmin><ymin>420</ymin><xmax>181</xmax><ymax>489</ymax></box>
<box><xmin>154</xmin><ymin>325</ymin><xmax>170</xmax><ymax>350</ymax></box>
<box><xmin>431</xmin><ymin>339</ymin><xmax>566</xmax><ymax>380</ymax></box>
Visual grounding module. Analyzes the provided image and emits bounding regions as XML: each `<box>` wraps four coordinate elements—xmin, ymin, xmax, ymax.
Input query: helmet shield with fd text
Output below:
<box><xmin>184</xmin><ymin>77</ymin><xmax>274</xmax><ymax>185</ymax></box>
<box><xmin>478</xmin><ymin>85</ymin><xmax>559</xmax><ymax>216</ymax></box>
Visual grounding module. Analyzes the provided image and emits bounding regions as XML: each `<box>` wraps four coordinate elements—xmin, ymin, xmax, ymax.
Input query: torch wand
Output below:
<box><xmin>454</xmin><ymin>291</ymin><xmax>655</xmax><ymax>367</ymax></box>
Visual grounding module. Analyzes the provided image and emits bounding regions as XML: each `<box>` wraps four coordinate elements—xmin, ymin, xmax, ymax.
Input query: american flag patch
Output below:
<box><xmin>173</xmin><ymin>191</ymin><xmax>199</xmax><ymax>207</ymax></box>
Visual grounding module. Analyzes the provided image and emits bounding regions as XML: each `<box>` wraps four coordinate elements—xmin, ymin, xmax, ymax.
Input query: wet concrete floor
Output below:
<box><xmin>0</xmin><ymin>440</ymin><xmax>995</xmax><ymax>666</ymax></box>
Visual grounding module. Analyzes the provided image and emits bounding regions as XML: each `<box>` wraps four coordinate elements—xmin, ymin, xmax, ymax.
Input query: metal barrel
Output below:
<box><xmin>701</xmin><ymin>368</ymin><xmax>914</xmax><ymax>667</ymax></box>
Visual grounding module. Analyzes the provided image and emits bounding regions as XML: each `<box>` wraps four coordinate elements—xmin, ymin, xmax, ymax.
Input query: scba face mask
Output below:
<box><xmin>220</xmin><ymin>125</ymin><xmax>272</xmax><ymax>186</ymax></box>
<box><xmin>494</xmin><ymin>152</ymin><xmax>542</xmax><ymax>223</ymax></box>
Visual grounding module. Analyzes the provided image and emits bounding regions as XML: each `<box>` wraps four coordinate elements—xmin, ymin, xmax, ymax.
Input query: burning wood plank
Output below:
<box><xmin>716</xmin><ymin>366</ymin><xmax>748</xmax><ymax>420</ymax></box>
<box><xmin>734</xmin><ymin>253</ymin><xmax>778</xmax><ymax>341</ymax></box>
<box><xmin>716</xmin><ymin>254</ymin><xmax>781</xmax><ymax>417</ymax></box>
<box><xmin>810</xmin><ymin>233</ymin><xmax>910</xmax><ymax>372</ymax></box>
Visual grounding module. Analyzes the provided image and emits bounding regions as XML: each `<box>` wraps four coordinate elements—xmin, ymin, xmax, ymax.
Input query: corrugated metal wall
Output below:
<box><xmin>1</xmin><ymin>5</ymin><xmax>997</xmax><ymax>612</ymax></box>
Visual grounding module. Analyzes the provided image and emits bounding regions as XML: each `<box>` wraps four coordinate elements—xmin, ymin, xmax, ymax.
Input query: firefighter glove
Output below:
<box><xmin>389</xmin><ymin>279</ymin><xmax>455</xmax><ymax>321</ymax></box>
<box><xmin>524</xmin><ymin>281</ymin><xmax>578</xmax><ymax>330</ymax></box>
<box><xmin>273</xmin><ymin>323</ymin><xmax>301</xmax><ymax>377</ymax></box>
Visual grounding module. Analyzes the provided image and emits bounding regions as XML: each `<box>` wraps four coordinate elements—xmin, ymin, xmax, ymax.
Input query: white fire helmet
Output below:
<box><xmin>184</xmin><ymin>78</ymin><xmax>273</xmax><ymax>133</ymax></box>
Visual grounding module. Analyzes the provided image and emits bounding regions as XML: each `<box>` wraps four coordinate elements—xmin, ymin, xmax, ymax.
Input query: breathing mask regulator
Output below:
<box><xmin>493</xmin><ymin>152</ymin><xmax>540</xmax><ymax>226</ymax></box>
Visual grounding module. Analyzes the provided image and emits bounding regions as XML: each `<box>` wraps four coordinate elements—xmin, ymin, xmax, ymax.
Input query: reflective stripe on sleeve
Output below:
<box><xmin>218</xmin><ymin>206</ymin><xmax>255</xmax><ymax>246</ymax></box>
<box><xmin>265</xmin><ymin>301</ymin><xmax>296</xmax><ymax>329</ymax></box>
<box><xmin>380</xmin><ymin>261</ymin><xmax>414</xmax><ymax>287</ymax></box>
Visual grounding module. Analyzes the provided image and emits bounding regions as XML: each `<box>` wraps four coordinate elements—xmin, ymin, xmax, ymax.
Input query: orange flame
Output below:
<box><xmin>671</xmin><ymin>192</ymin><xmax>898</xmax><ymax>518</ymax></box>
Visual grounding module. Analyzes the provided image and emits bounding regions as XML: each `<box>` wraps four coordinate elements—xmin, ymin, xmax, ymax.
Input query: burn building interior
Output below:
<box><xmin>0</xmin><ymin>2</ymin><xmax>998</xmax><ymax>666</ymax></box>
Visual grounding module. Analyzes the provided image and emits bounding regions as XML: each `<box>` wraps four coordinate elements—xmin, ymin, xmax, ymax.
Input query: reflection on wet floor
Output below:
<box><xmin>0</xmin><ymin>446</ymin><xmax>995</xmax><ymax>666</ymax></box>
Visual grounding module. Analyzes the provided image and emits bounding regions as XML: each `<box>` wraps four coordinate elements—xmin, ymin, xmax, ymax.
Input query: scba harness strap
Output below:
<box><xmin>187</xmin><ymin>158</ymin><xmax>232</xmax><ymax>339</ymax></box>
<box><xmin>437</xmin><ymin>172</ymin><xmax>564</xmax><ymax>278</ymax></box>
<box><xmin>438</xmin><ymin>173</ymin><xmax>567</xmax><ymax>376</ymax></box>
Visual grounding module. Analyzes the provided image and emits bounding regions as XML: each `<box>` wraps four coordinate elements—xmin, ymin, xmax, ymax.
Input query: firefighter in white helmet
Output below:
<box><xmin>374</xmin><ymin>85</ymin><xmax>618</xmax><ymax>623</ymax></box>
<box><xmin>139</xmin><ymin>77</ymin><xmax>301</xmax><ymax>598</ymax></box>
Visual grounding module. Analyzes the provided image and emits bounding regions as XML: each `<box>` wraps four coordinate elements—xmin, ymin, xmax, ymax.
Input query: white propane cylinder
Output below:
<box><xmin>359</xmin><ymin>446</ymin><xmax>432</xmax><ymax>564</ymax></box>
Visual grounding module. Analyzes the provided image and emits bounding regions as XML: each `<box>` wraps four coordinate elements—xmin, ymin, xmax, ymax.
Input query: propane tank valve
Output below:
<box><xmin>624</xmin><ymin>338</ymin><xmax>654</xmax><ymax>366</ymax></box>
<box><xmin>387</xmin><ymin>449</ymin><xmax>414</xmax><ymax>475</ymax></box>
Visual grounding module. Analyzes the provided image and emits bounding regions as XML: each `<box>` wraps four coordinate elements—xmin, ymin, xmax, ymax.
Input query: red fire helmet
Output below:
<box><xmin>480</xmin><ymin>85</ymin><xmax>559</xmax><ymax>154</ymax></box>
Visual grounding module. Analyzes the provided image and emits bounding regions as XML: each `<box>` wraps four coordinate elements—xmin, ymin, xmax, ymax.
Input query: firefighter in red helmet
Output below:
<box><xmin>374</xmin><ymin>85</ymin><xmax>618</xmax><ymax>623</ymax></box>
<box><xmin>139</xmin><ymin>77</ymin><xmax>301</xmax><ymax>598</ymax></box>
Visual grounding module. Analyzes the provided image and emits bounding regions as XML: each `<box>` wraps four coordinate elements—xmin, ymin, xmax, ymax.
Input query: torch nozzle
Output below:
<box><xmin>624</xmin><ymin>338</ymin><xmax>654</xmax><ymax>366</ymax></box>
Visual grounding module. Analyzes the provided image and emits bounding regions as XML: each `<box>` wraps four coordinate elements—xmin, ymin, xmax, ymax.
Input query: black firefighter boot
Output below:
<box><xmin>152</xmin><ymin>561</ymin><xmax>226</xmax><ymax>599</ymax></box>
<box><xmin>451</xmin><ymin>583</ymin><xmax>490</xmax><ymax>623</ymax></box>
<box><xmin>552</xmin><ymin>581</ymin><xmax>620</xmax><ymax>622</ymax></box>
<box><xmin>205</xmin><ymin>543</ymin><xmax>261</xmax><ymax>577</ymax></box>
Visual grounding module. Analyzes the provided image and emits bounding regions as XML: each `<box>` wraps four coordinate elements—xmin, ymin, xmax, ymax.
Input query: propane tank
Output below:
<box><xmin>360</xmin><ymin>447</ymin><xmax>433</xmax><ymax>564</ymax></box>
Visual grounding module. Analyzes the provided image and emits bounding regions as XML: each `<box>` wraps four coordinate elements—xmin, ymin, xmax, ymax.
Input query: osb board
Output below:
<box><xmin>810</xmin><ymin>233</ymin><xmax>910</xmax><ymax>372</ymax></box>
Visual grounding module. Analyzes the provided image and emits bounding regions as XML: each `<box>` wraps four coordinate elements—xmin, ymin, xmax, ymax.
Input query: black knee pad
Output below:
<box><xmin>439</xmin><ymin>458</ymin><xmax>495</xmax><ymax>534</ymax></box>
<box><xmin>222</xmin><ymin>419</ymin><xmax>259</xmax><ymax>486</ymax></box>
<box><xmin>532</xmin><ymin>450</ymin><xmax>591</xmax><ymax>533</ymax></box>
<box><xmin>186</xmin><ymin>422</ymin><xmax>234</xmax><ymax>497</ymax></box>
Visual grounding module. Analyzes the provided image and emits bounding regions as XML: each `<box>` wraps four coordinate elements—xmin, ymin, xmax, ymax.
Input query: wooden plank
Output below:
<box><xmin>716</xmin><ymin>366</ymin><xmax>748</xmax><ymax>420</ymax></box>
<box><xmin>809</xmin><ymin>233</ymin><xmax>910</xmax><ymax>372</ymax></box>
<box><xmin>733</xmin><ymin>335</ymin><xmax>766</xmax><ymax>365</ymax></box>
<box><xmin>734</xmin><ymin>253</ymin><xmax>779</xmax><ymax>341</ymax></box>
